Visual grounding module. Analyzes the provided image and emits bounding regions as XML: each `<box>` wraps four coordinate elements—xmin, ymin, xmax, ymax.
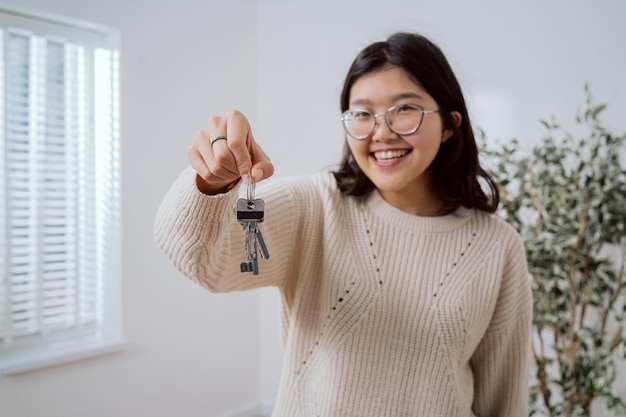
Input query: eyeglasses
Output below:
<box><xmin>340</xmin><ymin>103</ymin><xmax>439</xmax><ymax>140</ymax></box>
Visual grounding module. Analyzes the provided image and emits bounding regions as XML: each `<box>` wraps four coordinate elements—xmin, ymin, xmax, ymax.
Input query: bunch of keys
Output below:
<box><xmin>236</xmin><ymin>176</ymin><xmax>270</xmax><ymax>275</ymax></box>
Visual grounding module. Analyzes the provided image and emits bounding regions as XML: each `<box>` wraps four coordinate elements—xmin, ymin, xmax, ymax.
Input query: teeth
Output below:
<box><xmin>374</xmin><ymin>150</ymin><xmax>409</xmax><ymax>161</ymax></box>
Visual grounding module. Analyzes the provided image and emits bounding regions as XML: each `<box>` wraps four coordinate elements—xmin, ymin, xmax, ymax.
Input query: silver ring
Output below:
<box><xmin>210</xmin><ymin>135</ymin><xmax>227</xmax><ymax>146</ymax></box>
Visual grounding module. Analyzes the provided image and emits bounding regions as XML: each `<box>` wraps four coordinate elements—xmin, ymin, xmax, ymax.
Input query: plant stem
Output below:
<box><xmin>534</xmin><ymin>328</ymin><xmax>555</xmax><ymax>416</ymax></box>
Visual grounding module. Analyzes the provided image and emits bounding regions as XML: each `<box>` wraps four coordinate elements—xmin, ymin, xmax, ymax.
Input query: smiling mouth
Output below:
<box><xmin>372</xmin><ymin>149</ymin><xmax>412</xmax><ymax>161</ymax></box>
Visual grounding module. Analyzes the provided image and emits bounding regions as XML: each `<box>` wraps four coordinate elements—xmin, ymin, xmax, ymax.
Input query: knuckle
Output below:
<box><xmin>187</xmin><ymin>143</ymin><xmax>202</xmax><ymax>159</ymax></box>
<box><xmin>225</xmin><ymin>109</ymin><xmax>242</xmax><ymax>118</ymax></box>
<box><xmin>213</xmin><ymin>151</ymin><xmax>236</xmax><ymax>170</ymax></box>
<box><xmin>227</xmin><ymin>109</ymin><xmax>249</xmax><ymax>125</ymax></box>
<box><xmin>213</xmin><ymin>150</ymin><xmax>232</xmax><ymax>166</ymax></box>
<box><xmin>206</xmin><ymin>115</ymin><xmax>222</xmax><ymax>129</ymax></box>
<box><xmin>193</xmin><ymin>131</ymin><xmax>204</xmax><ymax>144</ymax></box>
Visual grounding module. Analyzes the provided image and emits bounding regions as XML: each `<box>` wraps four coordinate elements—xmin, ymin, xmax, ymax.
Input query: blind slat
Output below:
<box><xmin>1</xmin><ymin>17</ymin><xmax>120</xmax><ymax>357</ymax></box>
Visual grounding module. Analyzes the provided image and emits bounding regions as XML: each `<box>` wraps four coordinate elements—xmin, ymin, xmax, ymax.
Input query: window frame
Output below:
<box><xmin>0</xmin><ymin>4</ymin><xmax>124</xmax><ymax>376</ymax></box>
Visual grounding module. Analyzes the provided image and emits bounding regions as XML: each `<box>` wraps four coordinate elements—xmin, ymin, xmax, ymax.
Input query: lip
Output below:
<box><xmin>370</xmin><ymin>148</ymin><xmax>412</xmax><ymax>167</ymax></box>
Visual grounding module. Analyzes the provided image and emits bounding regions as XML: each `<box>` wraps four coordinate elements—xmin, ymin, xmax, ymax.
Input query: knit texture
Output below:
<box><xmin>154</xmin><ymin>166</ymin><xmax>532</xmax><ymax>417</ymax></box>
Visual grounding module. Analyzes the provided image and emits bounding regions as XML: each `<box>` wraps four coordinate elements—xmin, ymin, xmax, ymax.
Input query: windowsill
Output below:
<box><xmin>0</xmin><ymin>338</ymin><xmax>127</xmax><ymax>376</ymax></box>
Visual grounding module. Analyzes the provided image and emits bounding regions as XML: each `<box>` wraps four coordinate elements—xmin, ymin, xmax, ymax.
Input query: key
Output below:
<box><xmin>240</xmin><ymin>223</ymin><xmax>259</xmax><ymax>275</ymax></box>
<box><xmin>236</xmin><ymin>178</ymin><xmax>269</xmax><ymax>275</ymax></box>
<box><xmin>236</xmin><ymin>198</ymin><xmax>265</xmax><ymax>221</ymax></box>
<box><xmin>255</xmin><ymin>226</ymin><xmax>270</xmax><ymax>260</ymax></box>
<box><xmin>239</xmin><ymin>232</ymin><xmax>259</xmax><ymax>275</ymax></box>
<box><xmin>239</xmin><ymin>222</ymin><xmax>256</xmax><ymax>273</ymax></box>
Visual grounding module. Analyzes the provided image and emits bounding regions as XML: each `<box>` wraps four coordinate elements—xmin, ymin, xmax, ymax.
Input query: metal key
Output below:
<box><xmin>236</xmin><ymin>197</ymin><xmax>265</xmax><ymax>221</ymax></box>
<box><xmin>254</xmin><ymin>226</ymin><xmax>270</xmax><ymax>260</ymax></box>
<box><xmin>236</xmin><ymin>178</ymin><xmax>270</xmax><ymax>275</ymax></box>
<box><xmin>238</xmin><ymin>210</ymin><xmax>269</xmax><ymax>274</ymax></box>
<box><xmin>240</xmin><ymin>221</ymin><xmax>260</xmax><ymax>274</ymax></box>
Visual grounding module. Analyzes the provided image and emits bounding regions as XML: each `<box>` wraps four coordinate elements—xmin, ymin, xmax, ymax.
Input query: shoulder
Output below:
<box><xmin>468</xmin><ymin>210</ymin><xmax>527</xmax><ymax>266</ymax></box>
<box><xmin>473</xmin><ymin>210</ymin><xmax>523</xmax><ymax>243</ymax></box>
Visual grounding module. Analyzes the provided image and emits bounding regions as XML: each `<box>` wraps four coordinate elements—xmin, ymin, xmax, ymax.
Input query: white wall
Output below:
<box><xmin>1</xmin><ymin>0</ymin><xmax>625</xmax><ymax>416</ymax></box>
<box><xmin>0</xmin><ymin>1</ymin><xmax>263</xmax><ymax>417</ymax></box>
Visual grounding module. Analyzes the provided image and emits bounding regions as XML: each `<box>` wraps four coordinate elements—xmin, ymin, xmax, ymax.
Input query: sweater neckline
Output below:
<box><xmin>363</xmin><ymin>190</ymin><xmax>474</xmax><ymax>233</ymax></box>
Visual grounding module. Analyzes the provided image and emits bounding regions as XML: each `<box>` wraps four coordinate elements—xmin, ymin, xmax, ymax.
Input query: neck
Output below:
<box><xmin>377</xmin><ymin>188</ymin><xmax>444</xmax><ymax>216</ymax></box>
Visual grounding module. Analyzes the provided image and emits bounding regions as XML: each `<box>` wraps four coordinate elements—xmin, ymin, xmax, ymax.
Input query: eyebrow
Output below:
<box><xmin>349</xmin><ymin>92</ymin><xmax>424</xmax><ymax>107</ymax></box>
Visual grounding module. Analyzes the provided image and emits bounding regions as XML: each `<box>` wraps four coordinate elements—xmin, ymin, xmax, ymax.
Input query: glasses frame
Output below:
<box><xmin>340</xmin><ymin>103</ymin><xmax>440</xmax><ymax>140</ymax></box>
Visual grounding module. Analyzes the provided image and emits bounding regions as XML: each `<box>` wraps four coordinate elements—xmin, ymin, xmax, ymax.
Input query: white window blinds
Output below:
<box><xmin>0</xmin><ymin>7</ymin><xmax>123</xmax><ymax>375</ymax></box>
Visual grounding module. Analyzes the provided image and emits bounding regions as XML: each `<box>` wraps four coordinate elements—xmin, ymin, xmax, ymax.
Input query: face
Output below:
<box><xmin>346</xmin><ymin>66</ymin><xmax>458</xmax><ymax>215</ymax></box>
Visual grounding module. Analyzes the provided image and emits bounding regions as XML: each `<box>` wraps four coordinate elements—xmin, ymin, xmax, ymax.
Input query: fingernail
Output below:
<box><xmin>252</xmin><ymin>168</ymin><xmax>264</xmax><ymax>182</ymax></box>
<box><xmin>242</xmin><ymin>174</ymin><xmax>250</xmax><ymax>185</ymax></box>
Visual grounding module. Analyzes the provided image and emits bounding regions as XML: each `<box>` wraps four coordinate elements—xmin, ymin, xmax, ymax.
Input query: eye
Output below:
<box><xmin>395</xmin><ymin>104</ymin><xmax>420</xmax><ymax>114</ymax></box>
<box><xmin>351</xmin><ymin>110</ymin><xmax>372</xmax><ymax>119</ymax></box>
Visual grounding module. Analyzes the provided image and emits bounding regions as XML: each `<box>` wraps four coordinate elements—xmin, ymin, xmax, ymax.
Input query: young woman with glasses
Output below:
<box><xmin>155</xmin><ymin>32</ymin><xmax>531</xmax><ymax>417</ymax></box>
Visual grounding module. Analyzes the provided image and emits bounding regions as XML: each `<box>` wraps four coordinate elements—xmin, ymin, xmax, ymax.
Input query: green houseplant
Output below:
<box><xmin>485</xmin><ymin>86</ymin><xmax>626</xmax><ymax>417</ymax></box>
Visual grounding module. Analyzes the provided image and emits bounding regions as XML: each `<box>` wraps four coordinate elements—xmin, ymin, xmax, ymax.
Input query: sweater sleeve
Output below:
<box><xmin>470</xmin><ymin>233</ymin><xmax>532</xmax><ymax>417</ymax></box>
<box><xmin>153</xmin><ymin>166</ymin><xmax>299</xmax><ymax>293</ymax></box>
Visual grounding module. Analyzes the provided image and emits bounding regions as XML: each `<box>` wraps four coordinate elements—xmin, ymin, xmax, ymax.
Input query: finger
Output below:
<box><xmin>224</xmin><ymin>110</ymin><xmax>253</xmax><ymax>177</ymax></box>
<box><xmin>203</xmin><ymin>115</ymin><xmax>234</xmax><ymax>167</ymax></box>
<box><xmin>190</xmin><ymin>130</ymin><xmax>237</xmax><ymax>183</ymax></box>
<box><xmin>250</xmin><ymin>141</ymin><xmax>274</xmax><ymax>183</ymax></box>
<box><xmin>203</xmin><ymin>116</ymin><xmax>234</xmax><ymax>171</ymax></box>
<box><xmin>188</xmin><ymin>145</ymin><xmax>239</xmax><ymax>194</ymax></box>
<box><xmin>187</xmin><ymin>140</ymin><xmax>213</xmax><ymax>181</ymax></box>
<box><xmin>201</xmin><ymin>133</ymin><xmax>240</xmax><ymax>180</ymax></box>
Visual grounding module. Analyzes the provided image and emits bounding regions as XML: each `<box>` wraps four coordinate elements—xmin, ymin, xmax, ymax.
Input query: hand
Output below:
<box><xmin>187</xmin><ymin>110</ymin><xmax>274</xmax><ymax>194</ymax></box>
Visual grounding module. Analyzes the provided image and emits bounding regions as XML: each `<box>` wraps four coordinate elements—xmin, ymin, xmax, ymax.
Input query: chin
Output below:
<box><xmin>371</xmin><ymin>181</ymin><xmax>408</xmax><ymax>194</ymax></box>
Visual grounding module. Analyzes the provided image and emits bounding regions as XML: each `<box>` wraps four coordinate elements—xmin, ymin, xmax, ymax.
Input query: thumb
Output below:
<box><xmin>250</xmin><ymin>143</ymin><xmax>274</xmax><ymax>183</ymax></box>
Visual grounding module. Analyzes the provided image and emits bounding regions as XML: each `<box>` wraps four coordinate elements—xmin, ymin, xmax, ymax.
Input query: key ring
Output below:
<box><xmin>246</xmin><ymin>174</ymin><xmax>255</xmax><ymax>201</ymax></box>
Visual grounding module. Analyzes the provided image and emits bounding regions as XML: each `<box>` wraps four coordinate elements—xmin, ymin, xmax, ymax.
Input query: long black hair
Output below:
<box><xmin>332</xmin><ymin>32</ymin><xmax>499</xmax><ymax>214</ymax></box>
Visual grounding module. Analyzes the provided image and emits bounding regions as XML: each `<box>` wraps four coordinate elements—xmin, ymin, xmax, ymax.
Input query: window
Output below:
<box><xmin>0</xmin><ymin>5</ymin><xmax>123</xmax><ymax>375</ymax></box>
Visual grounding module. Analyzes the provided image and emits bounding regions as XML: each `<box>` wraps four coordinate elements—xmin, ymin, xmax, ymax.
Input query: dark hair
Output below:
<box><xmin>332</xmin><ymin>32</ymin><xmax>499</xmax><ymax>214</ymax></box>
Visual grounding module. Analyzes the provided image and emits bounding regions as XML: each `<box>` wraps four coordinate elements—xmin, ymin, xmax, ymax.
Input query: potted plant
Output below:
<box><xmin>484</xmin><ymin>86</ymin><xmax>626</xmax><ymax>417</ymax></box>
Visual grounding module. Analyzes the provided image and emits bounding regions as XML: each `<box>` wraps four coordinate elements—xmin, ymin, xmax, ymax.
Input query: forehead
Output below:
<box><xmin>349</xmin><ymin>66</ymin><xmax>431</xmax><ymax>105</ymax></box>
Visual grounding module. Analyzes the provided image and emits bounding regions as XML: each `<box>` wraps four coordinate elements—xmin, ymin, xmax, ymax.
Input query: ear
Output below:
<box><xmin>442</xmin><ymin>111</ymin><xmax>462</xmax><ymax>143</ymax></box>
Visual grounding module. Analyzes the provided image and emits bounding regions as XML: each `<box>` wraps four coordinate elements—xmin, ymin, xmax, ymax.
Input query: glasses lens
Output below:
<box><xmin>342</xmin><ymin>110</ymin><xmax>374</xmax><ymax>139</ymax></box>
<box><xmin>387</xmin><ymin>104</ymin><xmax>424</xmax><ymax>135</ymax></box>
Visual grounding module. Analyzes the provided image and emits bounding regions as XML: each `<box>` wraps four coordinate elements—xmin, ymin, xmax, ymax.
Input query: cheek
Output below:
<box><xmin>408</xmin><ymin>127</ymin><xmax>446</xmax><ymax>149</ymax></box>
<box><xmin>346</xmin><ymin>139</ymin><xmax>369</xmax><ymax>158</ymax></box>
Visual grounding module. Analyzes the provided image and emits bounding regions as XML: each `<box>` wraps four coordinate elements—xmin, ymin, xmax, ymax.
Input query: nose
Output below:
<box><xmin>370</xmin><ymin>114</ymin><xmax>397</xmax><ymax>141</ymax></box>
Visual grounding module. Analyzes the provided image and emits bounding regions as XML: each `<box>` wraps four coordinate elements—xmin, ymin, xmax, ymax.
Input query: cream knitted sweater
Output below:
<box><xmin>154</xmin><ymin>166</ymin><xmax>532</xmax><ymax>417</ymax></box>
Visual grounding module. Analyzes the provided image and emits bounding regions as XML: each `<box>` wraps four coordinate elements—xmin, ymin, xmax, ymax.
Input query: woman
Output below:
<box><xmin>154</xmin><ymin>32</ymin><xmax>531</xmax><ymax>417</ymax></box>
